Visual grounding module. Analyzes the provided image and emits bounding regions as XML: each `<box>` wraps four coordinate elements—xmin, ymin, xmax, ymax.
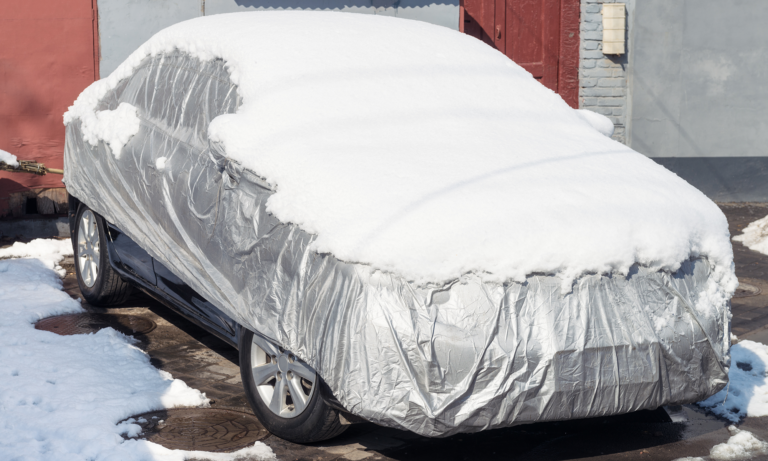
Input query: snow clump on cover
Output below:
<box><xmin>64</xmin><ymin>101</ymin><xmax>140</xmax><ymax>158</ymax></box>
<box><xmin>733</xmin><ymin>214</ymin><xmax>768</xmax><ymax>255</ymax></box>
<box><xmin>698</xmin><ymin>340</ymin><xmax>768</xmax><ymax>422</ymax></box>
<box><xmin>64</xmin><ymin>11</ymin><xmax>735</xmax><ymax>292</ymax></box>
<box><xmin>0</xmin><ymin>148</ymin><xmax>18</xmax><ymax>167</ymax></box>
<box><xmin>575</xmin><ymin>109</ymin><xmax>615</xmax><ymax>137</ymax></box>
<box><xmin>0</xmin><ymin>239</ymin><xmax>275</xmax><ymax>461</ymax></box>
<box><xmin>156</xmin><ymin>156</ymin><xmax>168</xmax><ymax>171</ymax></box>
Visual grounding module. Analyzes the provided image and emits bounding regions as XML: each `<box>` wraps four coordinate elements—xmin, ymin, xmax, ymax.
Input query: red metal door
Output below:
<box><xmin>461</xmin><ymin>0</ymin><xmax>579</xmax><ymax>108</ymax></box>
<box><xmin>497</xmin><ymin>0</ymin><xmax>560</xmax><ymax>91</ymax></box>
<box><xmin>0</xmin><ymin>0</ymin><xmax>99</xmax><ymax>212</ymax></box>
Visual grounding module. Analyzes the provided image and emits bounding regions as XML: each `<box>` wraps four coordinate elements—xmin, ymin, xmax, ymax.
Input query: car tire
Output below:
<box><xmin>73</xmin><ymin>204</ymin><xmax>132</xmax><ymax>306</ymax></box>
<box><xmin>239</xmin><ymin>328</ymin><xmax>347</xmax><ymax>443</ymax></box>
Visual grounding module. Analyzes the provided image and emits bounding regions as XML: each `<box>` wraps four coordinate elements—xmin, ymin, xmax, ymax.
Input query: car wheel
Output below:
<box><xmin>74</xmin><ymin>204</ymin><xmax>132</xmax><ymax>306</ymax></box>
<box><xmin>239</xmin><ymin>328</ymin><xmax>347</xmax><ymax>443</ymax></box>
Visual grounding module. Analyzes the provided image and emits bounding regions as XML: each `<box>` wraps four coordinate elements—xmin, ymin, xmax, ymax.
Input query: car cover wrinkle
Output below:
<box><xmin>663</xmin><ymin>277</ymin><xmax>728</xmax><ymax>373</ymax></box>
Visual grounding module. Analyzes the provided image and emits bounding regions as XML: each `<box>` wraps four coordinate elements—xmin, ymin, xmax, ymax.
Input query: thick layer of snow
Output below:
<box><xmin>0</xmin><ymin>240</ymin><xmax>275</xmax><ymax>461</ymax></box>
<box><xmin>65</xmin><ymin>102</ymin><xmax>140</xmax><ymax>158</ymax></box>
<box><xmin>575</xmin><ymin>109</ymin><xmax>615</xmax><ymax>137</ymax></box>
<box><xmin>0</xmin><ymin>148</ymin><xmax>18</xmax><ymax>167</ymax></box>
<box><xmin>699</xmin><ymin>340</ymin><xmax>768</xmax><ymax>422</ymax></box>
<box><xmin>733</xmin><ymin>214</ymin><xmax>768</xmax><ymax>255</ymax></box>
<box><xmin>65</xmin><ymin>12</ymin><xmax>734</xmax><ymax>289</ymax></box>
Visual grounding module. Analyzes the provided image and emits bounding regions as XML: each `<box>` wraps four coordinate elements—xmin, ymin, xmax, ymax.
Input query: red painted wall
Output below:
<box><xmin>0</xmin><ymin>0</ymin><xmax>98</xmax><ymax>199</ymax></box>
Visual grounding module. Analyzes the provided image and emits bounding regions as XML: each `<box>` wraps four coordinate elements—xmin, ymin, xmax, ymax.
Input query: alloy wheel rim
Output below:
<box><xmin>250</xmin><ymin>335</ymin><xmax>316</xmax><ymax>418</ymax></box>
<box><xmin>77</xmin><ymin>210</ymin><xmax>100</xmax><ymax>287</ymax></box>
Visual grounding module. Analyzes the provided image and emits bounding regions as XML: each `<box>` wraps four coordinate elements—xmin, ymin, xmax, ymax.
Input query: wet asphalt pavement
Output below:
<box><xmin>42</xmin><ymin>203</ymin><xmax>768</xmax><ymax>460</ymax></box>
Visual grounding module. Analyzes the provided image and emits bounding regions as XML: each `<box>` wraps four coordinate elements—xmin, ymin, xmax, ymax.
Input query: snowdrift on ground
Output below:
<box><xmin>699</xmin><ymin>340</ymin><xmax>768</xmax><ymax>422</ymax></box>
<box><xmin>673</xmin><ymin>425</ymin><xmax>768</xmax><ymax>461</ymax></box>
<box><xmin>733</xmin><ymin>213</ymin><xmax>768</xmax><ymax>256</ymax></box>
<box><xmin>0</xmin><ymin>240</ymin><xmax>274</xmax><ymax>461</ymax></box>
<box><xmin>0</xmin><ymin>238</ymin><xmax>74</xmax><ymax>275</ymax></box>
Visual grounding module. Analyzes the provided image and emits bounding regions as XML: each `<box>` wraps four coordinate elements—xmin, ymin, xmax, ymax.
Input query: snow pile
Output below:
<box><xmin>673</xmin><ymin>426</ymin><xmax>768</xmax><ymax>461</ymax></box>
<box><xmin>0</xmin><ymin>238</ymin><xmax>73</xmax><ymax>276</ymax></box>
<box><xmin>575</xmin><ymin>109</ymin><xmax>615</xmax><ymax>137</ymax></box>
<box><xmin>699</xmin><ymin>340</ymin><xmax>768</xmax><ymax>421</ymax></box>
<box><xmin>710</xmin><ymin>426</ymin><xmax>768</xmax><ymax>460</ymax></box>
<box><xmin>733</xmin><ymin>214</ymin><xmax>768</xmax><ymax>255</ymax></box>
<box><xmin>65</xmin><ymin>101</ymin><xmax>140</xmax><ymax>158</ymax></box>
<box><xmin>65</xmin><ymin>12</ymin><xmax>734</xmax><ymax>290</ymax></box>
<box><xmin>0</xmin><ymin>148</ymin><xmax>18</xmax><ymax>167</ymax></box>
<box><xmin>0</xmin><ymin>240</ymin><xmax>275</xmax><ymax>461</ymax></box>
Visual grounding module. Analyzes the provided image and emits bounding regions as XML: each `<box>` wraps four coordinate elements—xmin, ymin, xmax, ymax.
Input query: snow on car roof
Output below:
<box><xmin>65</xmin><ymin>11</ymin><xmax>734</xmax><ymax>290</ymax></box>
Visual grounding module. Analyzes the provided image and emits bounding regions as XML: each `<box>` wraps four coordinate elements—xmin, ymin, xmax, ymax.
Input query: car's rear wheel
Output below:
<box><xmin>239</xmin><ymin>328</ymin><xmax>347</xmax><ymax>443</ymax></box>
<box><xmin>74</xmin><ymin>205</ymin><xmax>132</xmax><ymax>306</ymax></box>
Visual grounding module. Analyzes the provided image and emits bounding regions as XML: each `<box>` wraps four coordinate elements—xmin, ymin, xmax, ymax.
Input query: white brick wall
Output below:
<box><xmin>580</xmin><ymin>0</ymin><xmax>631</xmax><ymax>144</ymax></box>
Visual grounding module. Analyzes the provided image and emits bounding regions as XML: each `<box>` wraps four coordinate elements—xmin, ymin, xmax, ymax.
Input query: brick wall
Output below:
<box><xmin>579</xmin><ymin>0</ymin><xmax>631</xmax><ymax>144</ymax></box>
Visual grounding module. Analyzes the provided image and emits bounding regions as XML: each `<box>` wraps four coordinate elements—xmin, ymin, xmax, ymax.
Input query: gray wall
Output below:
<box><xmin>97</xmin><ymin>0</ymin><xmax>459</xmax><ymax>78</ymax></box>
<box><xmin>629</xmin><ymin>1</ymin><xmax>768</xmax><ymax>201</ymax></box>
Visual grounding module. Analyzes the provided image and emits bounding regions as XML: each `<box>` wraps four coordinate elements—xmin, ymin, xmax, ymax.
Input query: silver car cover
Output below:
<box><xmin>64</xmin><ymin>52</ymin><xmax>730</xmax><ymax>437</ymax></box>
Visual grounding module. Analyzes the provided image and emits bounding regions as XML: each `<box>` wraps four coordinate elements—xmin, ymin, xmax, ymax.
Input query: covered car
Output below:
<box><xmin>63</xmin><ymin>11</ymin><xmax>735</xmax><ymax>441</ymax></box>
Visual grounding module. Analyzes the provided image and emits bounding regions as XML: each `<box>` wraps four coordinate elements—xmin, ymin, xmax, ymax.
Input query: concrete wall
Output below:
<box><xmin>97</xmin><ymin>0</ymin><xmax>459</xmax><ymax>78</ymax></box>
<box><xmin>578</xmin><ymin>0</ymin><xmax>633</xmax><ymax>144</ymax></box>
<box><xmin>629</xmin><ymin>1</ymin><xmax>768</xmax><ymax>201</ymax></box>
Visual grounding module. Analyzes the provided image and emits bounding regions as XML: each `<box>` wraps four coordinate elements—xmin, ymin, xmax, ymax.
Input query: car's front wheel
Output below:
<box><xmin>239</xmin><ymin>328</ymin><xmax>347</xmax><ymax>443</ymax></box>
<box><xmin>73</xmin><ymin>204</ymin><xmax>132</xmax><ymax>306</ymax></box>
